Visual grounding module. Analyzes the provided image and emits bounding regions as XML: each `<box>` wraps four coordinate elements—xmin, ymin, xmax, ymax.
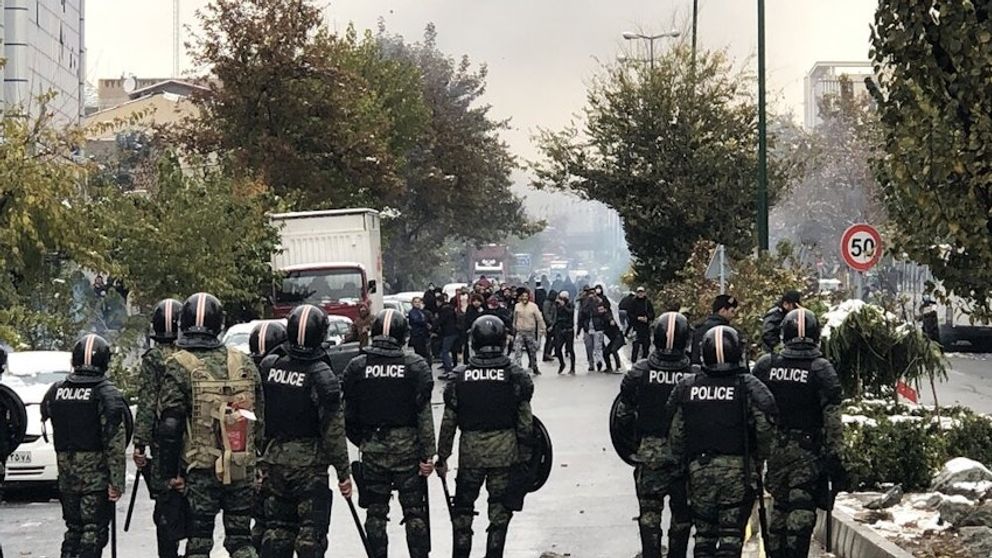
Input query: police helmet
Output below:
<box><xmin>287</xmin><ymin>305</ymin><xmax>327</xmax><ymax>356</ymax></box>
<box><xmin>72</xmin><ymin>334</ymin><xmax>112</xmax><ymax>374</ymax></box>
<box><xmin>179</xmin><ymin>293</ymin><xmax>225</xmax><ymax>339</ymax></box>
<box><xmin>701</xmin><ymin>326</ymin><xmax>743</xmax><ymax>372</ymax></box>
<box><xmin>150</xmin><ymin>298</ymin><xmax>183</xmax><ymax>343</ymax></box>
<box><xmin>371</xmin><ymin>309</ymin><xmax>408</xmax><ymax>346</ymax></box>
<box><xmin>652</xmin><ymin>312</ymin><xmax>690</xmax><ymax>358</ymax></box>
<box><xmin>250</xmin><ymin>320</ymin><xmax>288</xmax><ymax>358</ymax></box>
<box><xmin>782</xmin><ymin>308</ymin><xmax>820</xmax><ymax>347</ymax></box>
<box><xmin>471</xmin><ymin>315</ymin><xmax>506</xmax><ymax>355</ymax></box>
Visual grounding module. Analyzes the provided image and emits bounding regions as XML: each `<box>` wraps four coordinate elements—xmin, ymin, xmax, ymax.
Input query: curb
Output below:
<box><xmin>813</xmin><ymin>508</ymin><xmax>915</xmax><ymax>558</ymax></box>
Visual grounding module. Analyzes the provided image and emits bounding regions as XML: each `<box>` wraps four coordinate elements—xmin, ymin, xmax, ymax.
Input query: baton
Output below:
<box><xmin>111</xmin><ymin>501</ymin><xmax>118</xmax><ymax>558</ymax></box>
<box><xmin>124</xmin><ymin>467</ymin><xmax>142</xmax><ymax>532</ymax></box>
<box><xmin>825</xmin><ymin>478</ymin><xmax>834</xmax><ymax>552</ymax></box>
<box><xmin>422</xmin><ymin>469</ymin><xmax>432</xmax><ymax>553</ymax></box>
<box><xmin>439</xmin><ymin>475</ymin><xmax>455</xmax><ymax>521</ymax></box>
<box><xmin>345</xmin><ymin>495</ymin><xmax>373</xmax><ymax>558</ymax></box>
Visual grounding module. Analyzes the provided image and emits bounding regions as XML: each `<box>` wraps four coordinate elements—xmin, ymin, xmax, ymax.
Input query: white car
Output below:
<box><xmin>2</xmin><ymin>351</ymin><xmax>72</xmax><ymax>486</ymax></box>
<box><xmin>383</xmin><ymin>296</ymin><xmax>413</xmax><ymax>315</ymax></box>
<box><xmin>223</xmin><ymin>320</ymin><xmax>287</xmax><ymax>354</ymax></box>
<box><xmin>326</xmin><ymin>315</ymin><xmax>354</xmax><ymax>346</ymax></box>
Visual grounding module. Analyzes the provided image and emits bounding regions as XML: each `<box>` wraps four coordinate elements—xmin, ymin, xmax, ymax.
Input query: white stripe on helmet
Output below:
<box><xmin>297</xmin><ymin>306</ymin><xmax>312</xmax><ymax>346</ymax></box>
<box><xmin>164</xmin><ymin>302</ymin><xmax>174</xmax><ymax>334</ymax></box>
<box><xmin>258</xmin><ymin>321</ymin><xmax>270</xmax><ymax>354</ymax></box>
<box><xmin>195</xmin><ymin>293</ymin><xmax>206</xmax><ymax>328</ymax></box>
<box><xmin>715</xmin><ymin>327</ymin><xmax>725</xmax><ymax>364</ymax></box>
<box><xmin>84</xmin><ymin>334</ymin><xmax>95</xmax><ymax>367</ymax></box>
<box><xmin>665</xmin><ymin>312</ymin><xmax>677</xmax><ymax>351</ymax></box>
<box><xmin>798</xmin><ymin>309</ymin><xmax>807</xmax><ymax>338</ymax></box>
<box><xmin>382</xmin><ymin>309</ymin><xmax>394</xmax><ymax>337</ymax></box>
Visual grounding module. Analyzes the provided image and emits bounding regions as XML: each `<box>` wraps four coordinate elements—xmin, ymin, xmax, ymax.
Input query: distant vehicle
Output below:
<box><xmin>818</xmin><ymin>278</ymin><xmax>842</xmax><ymax>293</ymax></box>
<box><xmin>391</xmin><ymin>291</ymin><xmax>422</xmax><ymax>303</ymax></box>
<box><xmin>222</xmin><ymin>320</ymin><xmax>287</xmax><ymax>354</ymax></box>
<box><xmin>326</xmin><ymin>315</ymin><xmax>354</xmax><ymax>347</ymax></box>
<box><xmin>383</xmin><ymin>296</ymin><xmax>413</xmax><ymax>315</ymax></box>
<box><xmin>3</xmin><ymin>351</ymin><xmax>71</xmax><ymax>488</ymax></box>
<box><xmin>443</xmin><ymin>283</ymin><xmax>469</xmax><ymax>301</ymax></box>
<box><xmin>468</xmin><ymin>244</ymin><xmax>511</xmax><ymax>284</ymax></box>
<box><xmin>271</xmin><ymin>208</ymin><xmax>383</xmax><ymax>322</ymax></box>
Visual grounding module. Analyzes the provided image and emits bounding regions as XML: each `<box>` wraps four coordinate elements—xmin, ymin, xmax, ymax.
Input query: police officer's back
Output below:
<box><xmin>668</xmin><ymin>326</ymin><xmax>777</xmax><ymax>557</ymax></box>
<box><xmin>616</xmin><ymin>312</ymin><xmax>693</xmax><ymax>558</ymax></box>
<box><xmin>42</xmin><ymin>334</ymin><xmax>127</xmax><ymax>558</ymax></box>
<box><xmin>437</xmin><ymin>315</ymin><xmax>534</xmax><ymax>558</ymax></box>
<box><xmin>753</xmin><ymin>309</ymin><xmax>843</xmax><ymax>558</ymax></box>
<box><xmin>341</xmin><ymin>309</ymin><xmax>436</xmax><ymax>558</ymax></box>
<box><xmin>157</xmin><ymin>292</ymin><xmax>265</xmax><ymax>558</ymax></box>
<box><xmin>257</xmin><ymin>304</ymin><xmax>352</xmax><ymax>557</ymax></box>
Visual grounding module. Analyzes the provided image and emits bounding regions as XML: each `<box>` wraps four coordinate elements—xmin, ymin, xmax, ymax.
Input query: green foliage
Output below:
<box><xmin>840</xmin><ymin>403</ymin><xmax>992</xmax><ymax>491</ymax></box>
<box><xmin>822</xmin><ymin>302</ymin><xmax>948</xmax><ymax>399</ymax></box>
<box><xmin>656</xmin><ymin>240</ymin><xmax>817</xmax><ymax>350</ymax></box>
<box><xmin>869</xmin><ymin>1</ymin><xmax>992</xmax><ymax>317</ymax></box>
<box><xmin>532</xmin><ymin>45</ymin><xmax>797</xmax><ymax>285</ymax></box>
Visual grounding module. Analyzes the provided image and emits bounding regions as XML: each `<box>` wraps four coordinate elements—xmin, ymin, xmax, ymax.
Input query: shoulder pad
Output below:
<box><xmin>442</xmin><ymin>380</ymin><xmax>457</xmax><ymax>407</ymax></box>
<box><xmin>97</xmin><ymin>382</ymin><xmax>127</xmax><ymax>427</ymax></box>
<box><xmin>513</xmin><ymin>367</ymin><xmax>535</xmax><ymax>401</ymax></box>
<box><xmin>309</xmin><ymin>361</ymin><xmax>341</xmax><ymax>408</ymax></box>
<box><xmin>629</xmin><ymin>359</ymin><xmax>651</xmax><ymax>375</ymax></box>
<box><xmin>752</xmin><ymin>354</ymin><xmax>774</xmax><ymax>377</ymax></box>
<box><xmin>259</xmin><ymin>353</ymin><xmax>281</xmax><ymax>373</ymax></box>
<box><xmin>810</xmin><ymin>357</ymin><xmax>836</xmax><ymax>374</ymax></box>
<box><xmin>743</xmin><ymin>374</ymin><xmax>778</xmax><ymax>416</ymax></box>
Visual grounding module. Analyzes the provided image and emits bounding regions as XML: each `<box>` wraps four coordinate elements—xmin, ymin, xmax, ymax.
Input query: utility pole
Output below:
<box><xmin>756</xmin><ymin>0</ymin><xmax>769</xmax><ymax>252</ymax></box>
<box><xmin>691</xmin><ymin>0</ymin><xmax>699</xmax><ymax>71</ymax></box>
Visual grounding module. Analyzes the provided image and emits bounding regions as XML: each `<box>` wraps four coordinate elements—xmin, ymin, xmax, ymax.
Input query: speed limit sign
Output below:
<box><xmin>841</xmin><ymin>224</ymin><xmax>883</xmax><ymax>272</ymax></box>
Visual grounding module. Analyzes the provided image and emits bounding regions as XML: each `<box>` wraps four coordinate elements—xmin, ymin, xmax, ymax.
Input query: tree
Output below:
<box><xmin>180</xmin><ymin>0</ymin><xmax>407</xmax><ymax>209</ymax></box>
<box><xmin>771</xmin><ymin>79</ymin><xmax>885</xmax><ymax>267</ymax></box>
<box><xmin>375</xmin><ymin>24</ymin><xmax>539</xmax><ymax>288</ymax></box>
<box><xmin>532</xmin><ymin>46</ymin><xmax>795</xmax><ymax>288</ymax></box>
<box><xmin>868</xmin><ymin>1</ymin><xmax>992</xmax><ymax>316</ymax></box>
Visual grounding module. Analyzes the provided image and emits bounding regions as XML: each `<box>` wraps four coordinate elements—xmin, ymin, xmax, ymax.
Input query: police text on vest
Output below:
<box><xmin>649</xmin><ymin>370</ymin><xmax>688</xmax><ymax>384</ymax></box>
<box><xmin>689</xmin><ymin>386</ymin><xmax>735</xmax><ymax>401</ymax></box>
<box><xmin>365</xmin><ymin>364</ymin><xmax>406</xmax><ymax>378</ymax></box>
<box><xmin>465</xmin><ymin>368</ymin><xmax>505</xmax><ymax>381</ymax></box>
<box><xmin>267</xmin><ymin>369</ymin><xmax>305</xmax><ymax>387</ymax></box>
<box><xmin>769</xmin><ymin>368</ymin><xmax>809</xmax><ymax>383</ymax></box>
<box><xmin>56</xmin><ymin>387</ymin><xmax>92</xmax><ymax>400</ymax></box>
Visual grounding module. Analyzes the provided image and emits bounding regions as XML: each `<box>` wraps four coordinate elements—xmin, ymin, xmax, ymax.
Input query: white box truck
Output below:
<box><xmin>270</xmin><ymin>208</ymin><xmax>383</xmax><ymax>321</ymax></box>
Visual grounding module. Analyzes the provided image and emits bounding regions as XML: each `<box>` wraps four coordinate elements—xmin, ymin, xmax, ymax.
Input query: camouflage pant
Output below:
<box><xmin>766</xmin><ymin>439</ymin><xmax>822</xmax><ymax>558</ymax></box>
<box><xmin>635</xmin><ymin>465</ymin><xmax>691</xmax><ymax>558</ymax></box>
<box><xmin>451</xmin><ymin>467</ymin><xmax>513</xmax><ymax>558</ymax></box>
<box><xmin>260</xmin><ymin>465</ymin><xmax>332</xmax><ymax>558</ymax></box>
<box><xmin>687</xmin><ymin>457</ymin><xmax>754</xmax><ymax>558</ymax></box>
<box><xmin>362</xmin><ymin>461</ymin><xmax>429</xmax><ymax>558</ymax></box>
<box><xmin>59</xmin><ymin>490</ymin><xmax>111</xmax><ymax>558</ymax></box>
<box><xmin>142</xmin><ymin>457</ymin><xmax>181</xmax><ymax>558</ymax></box>
<box><xmin>252</xmin><ymin>464</ymin><xmax>269</xmax><ymax>552</ymax></box>
<box><xmin>185</xmin><ymin>469</ymin><xmax>258</xmax><ymax>558</ymax></box>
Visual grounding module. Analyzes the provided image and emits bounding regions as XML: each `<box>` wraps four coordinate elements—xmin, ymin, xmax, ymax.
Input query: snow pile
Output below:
<box><xmin>821</xmin><ymin>299</ymin><xmax>904</xmax><ymax>339</ymax></box>
<box><xmin>836</xmin><ymin>491</ymin><xmax>950</xmax><ymax>541</ymax></box>
<box><xmin>842</xmin><ymin>414</ymin><xmax>878</xmax><ymax>427</ymax></box>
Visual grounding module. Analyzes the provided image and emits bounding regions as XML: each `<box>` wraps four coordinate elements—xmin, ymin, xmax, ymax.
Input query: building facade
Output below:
<box><xmin>804</xmin><ymin>61</ymin><xmax>873</xmax><ymax>129</ymax></box>
<box><xmin>1</xmin><ymin>0</ymin><xmax>85</xmax><ymax>124</ymax></box>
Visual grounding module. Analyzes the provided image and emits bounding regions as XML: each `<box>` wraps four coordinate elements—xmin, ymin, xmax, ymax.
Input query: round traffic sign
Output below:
<box><xmin>841</xmin><ymin>224</ymin><xmax>883</xmax><ymax>272</ymax></box>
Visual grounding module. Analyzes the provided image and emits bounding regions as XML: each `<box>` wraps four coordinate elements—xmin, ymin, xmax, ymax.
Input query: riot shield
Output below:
<box><xmin>529</xmin><ymin>415</ymin><xmax>553</xmax><ymax>492</ymax></box>
<box><xmin>0</xmin><ymin>384</ymin><xmax>27</xmax><ymax>457</ymax></box>
<box><xmin>609</xmin><ymin>393</ymin><xmax>639</xmax><ymax>466</ymax></box>
<box><xmin>123</xmin><ymin>403</ymin><xmax>134</xmax><ymax>447</ymax></box>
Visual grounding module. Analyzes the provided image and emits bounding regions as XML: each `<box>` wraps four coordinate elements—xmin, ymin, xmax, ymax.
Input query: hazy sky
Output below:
<box><xmin>87</xmin><ymin>0</ymin><xmax>876</xmax><ymax>164</ymax></box>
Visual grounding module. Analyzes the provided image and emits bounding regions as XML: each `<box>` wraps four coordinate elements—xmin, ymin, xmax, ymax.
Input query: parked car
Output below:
<box><xmin>2</xmin><ymin>351</ymin><xmax>71</xmax><ymax>488</ymax></box>
<box><xmin>326</xmin><ymin>315</ymin><xmax>354</xmax><ymax>347</ymax></box>
<box><xmin>223</xmin><ymin>319</ymin><xmax>287</xmax><ymax>354</ymax></box>
<box><xmin>383</xmin><ymin>296</ymin><xmax>413</xmax><ymax>315</ymax></box>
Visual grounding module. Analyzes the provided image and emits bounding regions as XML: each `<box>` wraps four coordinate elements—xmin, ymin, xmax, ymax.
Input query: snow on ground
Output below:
<box><xmin>836</xmin><ymin>492</ymin><xmax>951</xmax><ymax>542</ymax></box>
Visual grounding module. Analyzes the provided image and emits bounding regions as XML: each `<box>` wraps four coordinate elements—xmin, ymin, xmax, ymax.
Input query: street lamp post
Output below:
<box><xmin>621</xmin><ymin>31</ymin><xmax>681</xmax><ymax>71</ymax></box>
<box><xmin>757</xmin><ymin>0</ymin><xmax>769</xmax><ymax>252</ymax></box>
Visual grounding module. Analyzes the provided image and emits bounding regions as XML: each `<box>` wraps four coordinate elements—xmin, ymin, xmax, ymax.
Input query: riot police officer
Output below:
<box><xmin>436</xmin><ymin>315</ymin><xmax>535</xmax><ymax>558</ymax></box>
<box><xmin>257</xmin><ymin>305</ymin><xmax>352</xmax><ymax>557</ymax></box>
<box><xmin>667</xmin><ymin>326</ymin><xmax>777</xmax><ymax>557</ymax></box>
<box><xmin>341</xmin><ymin>309</ymin><xmax>436</xmax><ymax>558</ymax></box>
<box><xmin>157</xmin><ymin>293</ymin><xmax>265</xmax><ymax>558</ymax></box>
<box><xmin>42</xmin><ymin>334</ymin><xmax>127</xmax><ymax>558</ymax></box>
<box><xmin>753</xmin><ymin>309</ymin><xmax>843</xmax><ymax>558</ymax></box>
<box><xmin>133</xmin><ymin>298</ymin><xmax>184</xmax><ymax>558</ymax></box>
<box><xmin>615</xmin><ymin>312</ymin><xmax>693</xmax><ymax>558</ymax></box>
<box><xmin>248</xmin><ymin>319</ymin><xmax>288</xmax><ymax>551</ymax></box>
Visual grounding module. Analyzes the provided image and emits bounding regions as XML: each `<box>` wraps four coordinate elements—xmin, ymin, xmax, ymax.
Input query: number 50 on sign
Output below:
<box><xmin>841</xmin><ymin>224</ymin><xmax>883</xmax><ymax>273</ymax></box>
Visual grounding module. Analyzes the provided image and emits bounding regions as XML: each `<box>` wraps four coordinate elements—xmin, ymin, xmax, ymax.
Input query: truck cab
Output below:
<box><xmin>272</xmin><ymin>263</ymin><xmax>374</xmax><ymax>322</ymax></box>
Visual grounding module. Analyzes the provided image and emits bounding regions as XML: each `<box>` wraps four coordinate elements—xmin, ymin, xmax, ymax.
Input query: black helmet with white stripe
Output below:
<box><xmin>652</xmin><ymin>312</ymin><xmax>691</xmax><ymax>359</ymax></box>
<box><xmin>372</xmin><ymin>308</ymin><xmax>408</xmax><ymax>347</ymax></box>
<box><xmin>782</xmin><ymin>308</ymin><xmax>820</xmax><ymax>348</ymax></box>
<box><xmin>471</xmin><ymin>315</ymin><xmax>506</xmax><ymax>356</ymax></box>
<box><xmin>71</xmin><ymin>334</ymin><xmax>112</xmax><ymax>375</ymax></box>
<box><xmin>151</xmin><ymin>298</ymin><xmax>183</xmax><ymax>343</ymax></box>
<box><xmin>701</xmin><ymin>326</ymin><xmax>744</xmax><ymax>373</ymax></box>
<box><xmin>249</xmin><ymin>320</ymin><xmax>288</xmax><ymax>363</ymax></box>
<box><xmin>177</xmin><ymin>292</ymin><xmax>225</xmax><ymax>348</ymax></box>
<box><xmin>287</xmin><ymin>305</ymin><xmax>327</xmax><ymax>359</ymax></box>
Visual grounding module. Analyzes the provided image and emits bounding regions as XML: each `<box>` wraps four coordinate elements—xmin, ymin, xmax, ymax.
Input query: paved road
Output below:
<box><xmin>0</xmin><ymin>341</ymin><xmax>830</xmax><ymax>557</ymax></box>
<box><xmin>919</xmin><ymin>354</ymin><xmax>992</xmax><ymax>413</ymax></box>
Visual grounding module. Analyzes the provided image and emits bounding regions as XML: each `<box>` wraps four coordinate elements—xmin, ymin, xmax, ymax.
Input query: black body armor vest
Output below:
<box><xmin>682</xmin><ymin>374</ymin><xmax>747</xmax><ymax>457</ymax></box>
<box><xmin>637</xmin><ymin>366</ymin><xmax>691</xmax><ymax>436</ymax></box>
<box><xmin>262</xmin><ymin>357</ymin><xmax>320</xmax><ymax>440</ymax></box>
<box><xmin>764</xmin><ymin>355</ymin><xmax>821</xmax><ymax>433</ymax></box>
<box><xmin>456</xmin><ymin>366</ymin><xmax>516</xmax><ymax>431</ymax></box>
<box><xmin>50</xmin><ymin>379</ymin><xmax>105</xmax><ymax>452</ymax></box>
<box><xmin>354</xmin><ymin>355</ymin><xmax>418</xmax><ymax>428</ymax></box>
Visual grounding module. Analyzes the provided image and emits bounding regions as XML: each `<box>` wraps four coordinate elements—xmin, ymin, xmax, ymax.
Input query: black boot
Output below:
<box><xmin>558</xmin><ymin>361</ymin><xmax>565</xmax><ymax>374</ymax></box>
<box><xmin>485</xmin><ymin>526</ymin><xmax>508</xmax><ymax>558</ymax></box>
<box><xmin>638</xmin><ymin>526</ymin><xmax>663</xmax><ymax>558</ymax></box>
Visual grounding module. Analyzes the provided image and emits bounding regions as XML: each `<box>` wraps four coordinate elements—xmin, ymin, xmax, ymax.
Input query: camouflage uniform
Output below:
<box><xmin>258</xmin><ymin>352</ymin><xmax>351</xmax><ymax>558</ymax></box>
<box><xmin>667</xmin><ymin>370</ymin><xmax>777</xmax><ymax>557</ymax></box>
<box><xmin>42</xmin><ymin>372</ymin><xmax>127</xmax><ymax>558</ymax></box>
<box><xmin>616</xmin><ymin>351</ymin><xmax>693</xmax><ymax>558</ymax></box>
<box><xmin>437</xmin><ymin>353</ymin><xmax>534</xmax><ymax>558</ymax></box>
<box><xmin>342</xmin><ymin>340</ymin><xmax>436</xmax><ymax>558</ymax></box>
<box><xmin>133</xmin><ymin>344</ymin><xmax>180</xmax><ymax>557</ymax></box>
<box><xmin>158</xmin><ymin>346</ymin><xmax>265</xmax><ymax>558</ymax></box>
<box><xmin>754</xmin><ymin>347</ymin><xmax>843</xmax><ymax>558</ymax></box>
